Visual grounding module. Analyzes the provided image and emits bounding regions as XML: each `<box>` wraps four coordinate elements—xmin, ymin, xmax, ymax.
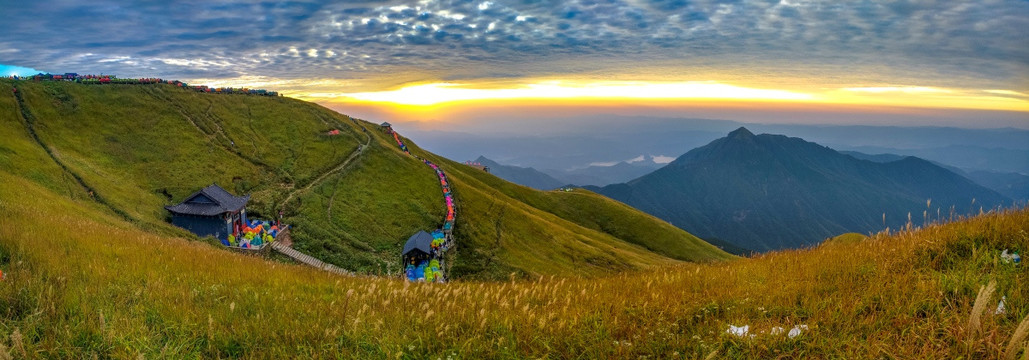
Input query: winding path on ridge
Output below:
<box><xmin>389</xmin><ymin>127</ymin><xmax>458</xmax><ymax>281</ymax></box>
<box><xmin>275</xmin><ymin>124</ymin><xmax>458</xmax><ymax>280</ymax></box>
<box><xmin>278</xmin><ymin>127</ymin><xmax>371</xmax><ymax>211</ymax></box>
<box><xmin>269</xmin><ymin>119</ymin><xmax>372</xmax><ymax>269</ymax></box>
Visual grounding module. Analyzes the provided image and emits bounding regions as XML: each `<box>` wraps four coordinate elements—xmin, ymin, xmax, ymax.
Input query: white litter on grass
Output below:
<box><xmin>788</xmin><ymin>325</ymin><xmax>809</xmax><ymax>338</ymax></box>
<box><xmin>1001</xmin><ymin>249</ymin><xmax>1016</xmax><ymax>263</ymax></box>
<box><xmin>730</xmin><ymin>324</ymin><xmax>810</xmax><ymax>339</ymax></box>
<box><xmin>726</xmin><ymin>325</ymin><xmax>749</xmax><ymax>337</ymax></box>
<box><xmin>995</xmin><ymin>296</ymin><xmax>1007</xmax><ymax>315</ymax></box>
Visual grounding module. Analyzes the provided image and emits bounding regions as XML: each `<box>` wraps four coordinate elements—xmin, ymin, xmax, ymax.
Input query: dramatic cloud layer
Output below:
<box><xmin>2</xmin><ymin>0</ymin><xmax>1026</xmax><ymax>93</ymax></box>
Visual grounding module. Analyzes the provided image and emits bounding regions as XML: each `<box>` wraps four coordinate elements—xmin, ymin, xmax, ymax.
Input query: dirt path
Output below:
<box><xmin>279</xmin><ymin>128</ymin><xmax>372</xmax><ymax>211</ymax></box>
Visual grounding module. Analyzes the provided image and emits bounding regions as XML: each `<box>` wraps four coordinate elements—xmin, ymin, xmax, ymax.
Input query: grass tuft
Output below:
<box><xmin>969</xmin><ymin>280</ymin><xmax>997</xmax><ymax>337</ymax></box>
<box><xmin>1006</xmin><ymin>315</ymin><xmax>1029</xmax><ymax>360</ymax></box>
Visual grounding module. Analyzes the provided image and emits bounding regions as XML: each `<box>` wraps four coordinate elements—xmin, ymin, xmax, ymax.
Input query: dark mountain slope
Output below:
<box><xmin>594</xmin><ymin>127</ymin><xmax>1010</xmax><ymax>251</ymax></box>
<box><xmin>471</xmin><ymin>156</ymin><xmax>565</xmax><ymax>190</ymax></box>
<box><xmin>842</xmin><ymin>150</ymin><xmax>1029</xmax><ymax>202</ymax></box>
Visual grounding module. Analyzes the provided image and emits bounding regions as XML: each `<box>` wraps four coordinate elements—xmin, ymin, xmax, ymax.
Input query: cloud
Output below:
<box><xmin>651</xmin><ymin>155</ymin><xmax>676</xmax><ymax>164</ymax></box>
<box><xmin>0</xmin><ymin>0</ymin><xmax>1024</xmax><ymax>96</ymax></box>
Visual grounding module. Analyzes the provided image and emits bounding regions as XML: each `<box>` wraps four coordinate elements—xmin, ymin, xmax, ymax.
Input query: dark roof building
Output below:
<box><xmin>402</xmin><ymin>230</ymin><xmax>434</xmax><ymax>258</ymax></box>
<box><xmin>380</xmin><ymin>122</ymin><xmax>392</xmax><ymax>127</ymax></box>
<box><xmin>166</xmin><ymin>184</ymin><xmax>249</xmax><ymax>216</ymax></box>
<box><xmin>166</xmin><ymin>184</ymin><xmax>249</xmax><ymax>240</ymax></box>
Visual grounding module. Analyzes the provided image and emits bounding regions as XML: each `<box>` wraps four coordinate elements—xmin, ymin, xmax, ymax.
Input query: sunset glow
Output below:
<box><xmin>294</xmin><ymin>80</ymin><xmax>1029</xmax><ymax>118</ymax></box>
<box><xmin>335</xmin><ymin>81</ymin><xmax>817</xmax><ymax>105</ymax></box>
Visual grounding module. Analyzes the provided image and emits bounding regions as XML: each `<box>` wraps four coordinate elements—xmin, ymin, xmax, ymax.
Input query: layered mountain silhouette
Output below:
<box><xmin>842</xmin><ymin>151</ymin><xmax>1029</xmax><ymax>202</ymax></box>
<box><xmin>471</xmin><ymin>156</ymin><xmax>565</xmax><ymax>190</ymax></box>
<box><xmin>475</xmin><ymin>155</ymin><xmax>661</xmax><ymax>188</ymax></box>
<box><xmin>542</xmin><ymin>156</ymin><xmax>662</xmax><ymax>186</ymax></box>
<box><xmin>591</xmin><ymin>127</ymin><xmax>1010</xmax><ymax>252</ymax></box>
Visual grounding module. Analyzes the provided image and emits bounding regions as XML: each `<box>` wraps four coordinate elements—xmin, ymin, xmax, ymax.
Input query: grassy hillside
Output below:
<box><xmin>827</xmin><ymin>232</ymin><xmax>867</xmax><ymax>244</ymax></box>
<box><xmin>0</xmin><ymin>79</ymin><xmax>728</xmax><ymax>278</ymax></box>
<box><xmin>0</xmin><ymin>159</ymin><xmax>1027</xmax><ymax>358</ymax></box>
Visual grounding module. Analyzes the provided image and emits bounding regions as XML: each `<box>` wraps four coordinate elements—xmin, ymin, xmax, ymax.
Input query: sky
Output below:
<box><xmin>1</xmin><ymin>0</ymin><xmax>1027</xmax><ymax>128</ymax></box>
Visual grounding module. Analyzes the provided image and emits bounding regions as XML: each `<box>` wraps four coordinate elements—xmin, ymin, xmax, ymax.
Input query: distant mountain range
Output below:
<box><xmin>471</xmin><ymin>156</ymin><xmax>565</xmax><ymax>190</ymax></box>
<box><xmin>400</xmin><ymin>116</ymin><xmax>1029</xmax><ymax>178</ymax></box>
<box><xmin>472</xmin><ymin>155</ymin><xmax>663</xmax><ymax>188</ymax></box>
<box><xmin>588</xmin><ymin>127</ymin><xmax>1010</xmax><ymax>252</ymax></box>
<box><xmin>541</xmin><ymin>156</ymin><xmax>662</xmax><ymax>186</ymax></box>
<box><xmin>842</xmin><ymin>151</ymin><xmax>1029</xmax><ymax>201</ymax></box>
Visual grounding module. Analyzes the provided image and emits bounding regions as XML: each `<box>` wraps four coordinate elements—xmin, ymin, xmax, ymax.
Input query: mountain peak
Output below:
<box><xmin>728</xmin><ymin>127</ymin><xmax>755</xmax><ymax>139</ymax></box>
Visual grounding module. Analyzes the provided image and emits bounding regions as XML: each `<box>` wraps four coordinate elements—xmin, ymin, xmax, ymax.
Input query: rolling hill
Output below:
<box><xmin>0</xmin><ymin>79</ymin><xmax>729</xmax><ymax>280</ymax></box>
<box><xmin>592</xmin><ymin>127</ymin><xmax>1010</xmax><ymax>252</ymax></box>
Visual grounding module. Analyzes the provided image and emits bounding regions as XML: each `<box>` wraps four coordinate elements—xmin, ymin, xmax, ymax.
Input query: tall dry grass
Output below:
<box><xmin>1006</xmin><ymin>315</ymin><xmax>1029</xmax><ymax>360</ymax></box>
<box><xmin>970</xmin><ymin>280</ymin><xmax>998</xmax><ymax>336</ymax></box>
<box><xmin>0</xmin><ymin>169</ymin><xmax>1027</xmax><ymax>358</ymax></box>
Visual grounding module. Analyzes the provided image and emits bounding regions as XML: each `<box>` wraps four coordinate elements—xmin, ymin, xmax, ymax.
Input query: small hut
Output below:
<box><xmin>166</xmin><ymin>184</ymin><xmax>249</xmax><ymax>240</ymax></box>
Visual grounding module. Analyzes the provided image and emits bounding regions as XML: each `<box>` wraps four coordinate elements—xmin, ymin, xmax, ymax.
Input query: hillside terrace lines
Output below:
<box><xmin>9</xmin><ymin>85</ymin><xmax>141</xmax><ymax>226</ymax></box>
<box><xmin>140</xmin><ymin>86</ymin><xmax>280</xmax><ymax>177</ymax></box>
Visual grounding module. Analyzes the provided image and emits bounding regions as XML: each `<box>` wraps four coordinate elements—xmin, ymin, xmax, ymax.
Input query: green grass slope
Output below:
<box><xmin>0</xmin><ymin>162</ymin><xmax>1026</xmax><ymax>358</ymax></box>
<box><xmin>396</xmin><ymin>139</ymin><xmax>732</xmax><ymax>276</ymax></box>
<box><xmin>1</xmin><ymin>79</ymin><xmax>728</xmax><ymax>278</ymax></box>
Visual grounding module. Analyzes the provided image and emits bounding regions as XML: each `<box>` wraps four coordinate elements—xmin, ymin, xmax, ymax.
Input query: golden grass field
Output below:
<box><xmin>1</xmin><ymin>167</ymin><xmax>1027</xmax><ymax>358</ymax></box>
